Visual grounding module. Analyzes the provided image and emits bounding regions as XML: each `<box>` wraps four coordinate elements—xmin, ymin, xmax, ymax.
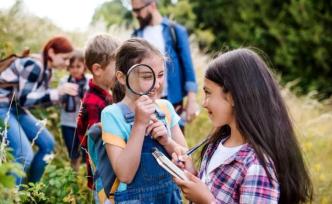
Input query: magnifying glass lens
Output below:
<box><xmin>127</xmin><ymin>64</ymin><xmax>156</xmax><ymax>96</ymax></box>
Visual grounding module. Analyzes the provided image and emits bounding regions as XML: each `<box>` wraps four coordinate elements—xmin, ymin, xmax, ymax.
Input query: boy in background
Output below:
<box><xmin>59</xmin><ymin>50</ymin><xmax>89</xmax><ymax>171</ymax></box>
<box><xmin>75</xmin><ymin>34</ymin><xmax>119</xmax><ymax>202</ymax></box>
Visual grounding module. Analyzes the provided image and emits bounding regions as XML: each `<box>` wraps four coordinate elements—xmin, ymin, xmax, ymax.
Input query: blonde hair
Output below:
<box><xmin>84</xmin><ymin>34</ymin><xmax>119</xmax><ymax>72</ymax></box>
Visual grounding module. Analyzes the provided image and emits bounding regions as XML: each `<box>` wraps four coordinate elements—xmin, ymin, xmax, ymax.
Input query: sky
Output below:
<box><xmin>0</xmin><ymin>0</ymin><xmax>111</xmax><ymax>31</ymax></box>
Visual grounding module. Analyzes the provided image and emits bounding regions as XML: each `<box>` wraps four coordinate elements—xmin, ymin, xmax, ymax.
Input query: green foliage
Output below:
<box><xmin>20</xmin><ymin>182</ymin><xmax>47</xmax><ymax>204</ymax></box>
<box><xmin>0</xmin><ymin>0</ymin><xmax>64</xmax><ymax>55</ymax></box>
<box><xmin>92</xmin><ymin>0</ymin><xmax>133</xmax><ymax>27</ymax></box>
<box><xmin>40</xmin><ymin>164</ymin><xmax>81</xmax><ymax>203</ymax></box>
<box><xmin>0</xmin><ymin>148</ymin><xmax>25</xmax><ymax>203</ymax></box>
<box><xmin>159</xmin><ymin>0</ymin><xmax>196</xmax><ymax>31</ymax></box>
<box><xmin>0</xmin><ymin>162</ymin><xmax>24</xmax><ymax>188</ymax></box>
<box><xmin>192</xmin><ymin>0</ymin><xmax>332</xmax><ymax>98</ymax></box>
<box><xmin>0</xmin><ymin>118</ymin><xmax>4</xmax><ymax>131</ymax></box>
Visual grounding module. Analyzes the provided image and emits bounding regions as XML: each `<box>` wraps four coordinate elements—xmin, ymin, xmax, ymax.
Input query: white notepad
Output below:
<box><xmin>152</xmin><ymin>148</ymin><xmax>188</xmax><ymax>181</ymax></box>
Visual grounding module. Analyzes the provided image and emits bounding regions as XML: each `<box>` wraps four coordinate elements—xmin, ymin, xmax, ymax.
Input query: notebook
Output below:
<box><xmin>152</xmin><ymin>148</ymin><xmax>188</xmax><ymax>181</ymax></box>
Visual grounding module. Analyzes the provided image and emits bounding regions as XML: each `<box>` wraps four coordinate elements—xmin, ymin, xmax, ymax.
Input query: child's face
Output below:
<box><xmin>202</xmin><ymin>78</ymin><xmax>234</xmax><ymax>128</ymax></box>
<box><xmin>136</xmin><ymin>56</ymin><xmax>165</xmax><ymax>101</ymax></box>
<box><xmin>68</xmin><ymin>59</ymin><xmax>85</xmax><ymax>79</ymax></box>
<box><xmin>100</xmin><ymin>60</ymin><xmax>116</xmax><ymax>88</ymax></box>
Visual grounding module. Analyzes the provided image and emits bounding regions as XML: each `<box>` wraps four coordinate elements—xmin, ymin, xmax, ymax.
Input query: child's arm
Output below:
<box><xmin>105</xmin><ymin>122</ymin><xmax>147</xmax><ymax>184</ymax></box>
<box><xmin>103</xmin><ymin>95</ymin><xmax>155</xmax><ymax>184</ymax></box>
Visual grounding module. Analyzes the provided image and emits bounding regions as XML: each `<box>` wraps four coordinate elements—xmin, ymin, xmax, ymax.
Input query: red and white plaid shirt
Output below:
<box><xmin>198</xmin><ymin>143</ymin><xmax>280</xmax><ymax>203</ymax></box>
<box><xmin>76</xmin><ymin>79</ymin><xmax>112</xmax><ymax>189</ymax></box>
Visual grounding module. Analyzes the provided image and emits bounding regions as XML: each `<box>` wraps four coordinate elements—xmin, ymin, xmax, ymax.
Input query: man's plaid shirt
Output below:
<box><xmin>198</xmin><ymin>143</ymin><xmax>280</xmax><ymax>203</ymax></box>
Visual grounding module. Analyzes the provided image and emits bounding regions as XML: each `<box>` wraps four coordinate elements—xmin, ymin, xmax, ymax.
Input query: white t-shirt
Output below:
<box><xmin>201</xmin><ymin>140</ymin><xmax>243</xmax><ymax>186</ymax></box>
<box><xmin>143</xmin><ymin>25</ymin><xmax>168</xmax><ymax>97</ymax></box>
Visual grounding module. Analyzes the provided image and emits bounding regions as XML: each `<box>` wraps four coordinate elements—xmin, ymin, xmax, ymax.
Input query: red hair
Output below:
<box><xmin>42</xmin><ymin>36</ymin><xmax>74</xmax><ymax>67</ymax></box>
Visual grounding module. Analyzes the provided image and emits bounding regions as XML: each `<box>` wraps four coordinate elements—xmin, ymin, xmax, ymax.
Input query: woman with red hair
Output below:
<box><xmin>0</xmin><ymin>36</ymin><xmax>78</xmax><ymax>185</ymax></box>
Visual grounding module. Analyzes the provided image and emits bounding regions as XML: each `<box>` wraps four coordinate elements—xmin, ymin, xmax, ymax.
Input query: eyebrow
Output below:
<box><xmin>138</xmin><ymin>71</ymin><xmax>153</xmax><ymax>74</ymax></box>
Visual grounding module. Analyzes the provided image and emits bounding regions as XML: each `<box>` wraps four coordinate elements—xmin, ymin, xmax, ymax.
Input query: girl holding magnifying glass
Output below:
<box><xmin>101</xmin><ymin>38</ymin><xmax>187</xmax><ymax>203</ymax></box>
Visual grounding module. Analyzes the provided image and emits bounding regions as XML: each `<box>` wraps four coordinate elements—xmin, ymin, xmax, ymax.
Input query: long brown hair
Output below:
<box><xmin>202</xmin><ymin>48</ymin><xmax>313</xmax><ymax>203</ymax></box>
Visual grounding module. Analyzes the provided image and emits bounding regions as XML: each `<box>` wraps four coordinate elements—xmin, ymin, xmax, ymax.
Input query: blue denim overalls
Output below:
<box><xmin>115</xmin><ymin>103</ymin><xmax>182</xmax><ymax>204</ymax></box>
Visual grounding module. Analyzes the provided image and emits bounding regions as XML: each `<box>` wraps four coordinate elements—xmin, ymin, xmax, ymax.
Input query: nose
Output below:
<box><xmin>202</xmin><ymin>97</ymin><xmax>208</xmax><ymax>108</ymax></box>
<box><xmin>154</xmin><ymin>77</ymin><xmax>162</xmax><ymax>90</ymax></box>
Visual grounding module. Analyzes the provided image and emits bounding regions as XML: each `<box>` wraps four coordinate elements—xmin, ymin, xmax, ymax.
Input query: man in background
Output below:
<box><xmin>131</xmin><ymin>0</ymin><xmax>199</xmax><ymax>130</ymax></box>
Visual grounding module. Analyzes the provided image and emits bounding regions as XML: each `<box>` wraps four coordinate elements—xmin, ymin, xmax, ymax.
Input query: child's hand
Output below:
<box><xmin>58</xmin><ymin>82</ymin><xmax>78</xmax><ymax>96</ymax></box>
<box><xmin>134</xmin><ymin>95</ymin><xmax>155</xmax><ymax>126</ymax></box>
<box><xmin>174</xmin><ymin>171</ymin><xmax>216</xmax><ymax>204</ymax></box>
<box><xmin>146</xmin><ymin>117</ymin><xmax>169</xmax><ymax>145</ymax></box>
<box><xmin>171</xmin><ymin>151</ymin><xmax>196</xmax><ymax>175</ymax></box>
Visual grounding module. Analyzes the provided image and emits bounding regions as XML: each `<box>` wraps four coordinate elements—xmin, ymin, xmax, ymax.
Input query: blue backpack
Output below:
<box><xmin>87</xmin><ymin>101</ymin><xmax>171</xmax><ymax>201</ymax></box>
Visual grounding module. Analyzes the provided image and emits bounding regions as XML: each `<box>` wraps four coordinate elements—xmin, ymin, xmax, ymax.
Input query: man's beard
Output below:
<box><xmin>137</xmin><ymin>12</ymin><xmax>152</xmax><ymax>28</ymax></box>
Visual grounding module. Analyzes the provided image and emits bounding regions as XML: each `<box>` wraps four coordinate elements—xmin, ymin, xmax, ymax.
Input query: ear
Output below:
<box><xmin>91</xmin><ymin>63</ymin><xmax>102</xmax><ymax>76</ymax></box>
<box><xmin>115</xmin><ymin>70</ymin><xmax>126</xmax><ymax>85</ymax></box>
<box><xmin>226</xmin><ymin>92</ymin><xmax>234</xmax><ymax>107</ymax></box>
<box><xmin>48</xmin><ymin>48</ymin><xmax>55</xmax><ymax>59</ymax></box>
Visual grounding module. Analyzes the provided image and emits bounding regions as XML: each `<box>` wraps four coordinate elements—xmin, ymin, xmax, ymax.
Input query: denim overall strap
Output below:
<box><xmin>115</xmin><ymin>102</ymin><xmax>182</xmax><ymax>204</ymax></box>
<box><xmin>117</xmin><ymin>102</ymin><xmax>166</xmax><ymax>123</ymax></box>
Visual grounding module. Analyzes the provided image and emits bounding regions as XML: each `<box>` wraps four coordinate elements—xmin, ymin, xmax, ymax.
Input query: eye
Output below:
<box><xmin>142</xmin><ymin>74</ymin><xmax>153</xmax><ymax>80</ymax></box>
<box><xmin>204</xmin><ymin>89</ymin><xmax>211</xmax><ymax>96</ymax></box>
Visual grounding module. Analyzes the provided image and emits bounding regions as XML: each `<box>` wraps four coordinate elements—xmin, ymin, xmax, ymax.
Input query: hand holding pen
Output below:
<box><xmin>172</xmin><ymin>138</ymin><xmax>208</xmax><ymax>175</ymax></box>
<box><xmin>178</xmin><ymin>138</ymin><xmax>208</xmax><ymax>161</ymax></box>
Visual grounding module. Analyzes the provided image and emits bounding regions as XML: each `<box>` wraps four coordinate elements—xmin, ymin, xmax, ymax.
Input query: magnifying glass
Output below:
<box><xmin>126</xmin><ymin>64</ymin><xmax>156</xmax><ymax>96</ymax></box>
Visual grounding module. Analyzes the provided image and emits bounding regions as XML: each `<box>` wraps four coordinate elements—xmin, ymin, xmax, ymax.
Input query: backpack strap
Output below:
<box><xmin>169</xmin><ymin>21</ymin><xmax>178</xmax><ymax>53</ymax></box>
<box><xmin>0</xmin><ymin>56</ymin><xmax>19</xmax><ymax>89</ymax></box>
<box><xmin>156</xmin><ymin>100</ymin><xmax>171</xmax><ymax>127</ymax></box>
<box><xmin>0</xmin><ymin>48</ymin><xmax>30</xmax><ymax>73</ymax></box>
<box><xmin>117</xmin><ymin>102</ymin><xmax>167</xmax><ymax>125</ymax></box>
<box><xmin>117</xmin><ymin>102</ymin><xmax>135</xmax><ymax>123</ymax></box>
<box><xmin>169</xmin><ymin>20</ymin><xmax>185</xmax><ymax>77</ymax></box>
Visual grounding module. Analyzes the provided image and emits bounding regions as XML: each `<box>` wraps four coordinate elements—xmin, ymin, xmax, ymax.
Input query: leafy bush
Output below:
<box><xmin>0</xmin><ymin>148</ymin><xmax>25</xmax><ymax>204</ymax></box>
<box><xmin>191</xmin><ymin>0</ymin><xmax>332</xmax><ymax>98</ymax></box>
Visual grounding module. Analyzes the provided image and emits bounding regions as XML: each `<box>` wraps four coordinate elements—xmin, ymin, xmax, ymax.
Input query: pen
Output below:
<box><xmin>177</xmin><ymin>138</ymin><xmax>208</xmax><ymax>163</ymax></box>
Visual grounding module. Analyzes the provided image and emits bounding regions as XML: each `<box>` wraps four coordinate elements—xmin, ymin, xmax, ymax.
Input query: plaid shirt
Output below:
<box><xmin>76</xmin><ymin>79</ymin><xmax>112</xmax><ymax>189</ymax></box>
<box><xmin>0</xmin><ymin>57</ymin><xmax>57</xmax><ymax>107</ymax></box>
<box><xmin>199</xmin><ymin>143</ymin><xmax>280</xmax><ymax>204</ymax></box>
